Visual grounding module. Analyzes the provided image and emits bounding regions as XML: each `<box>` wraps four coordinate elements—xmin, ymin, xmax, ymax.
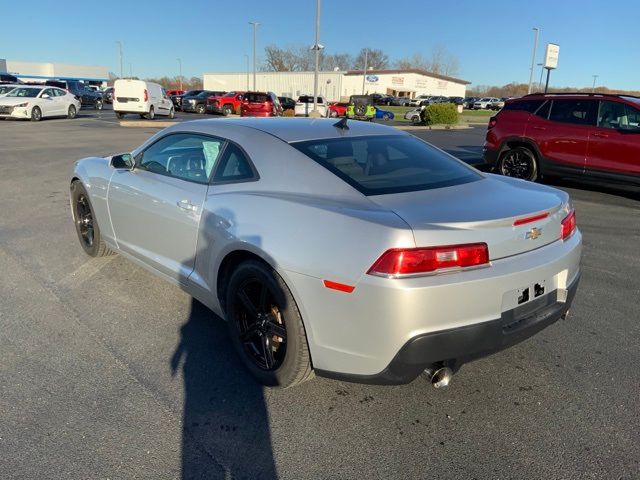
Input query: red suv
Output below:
<box><xmin>240</xmin><ymin>91</ymin><xmax>283</xmax><ymax>117</ymax></box>
<box><xmin>206</xmin><ymin>91</ymin><xmax>245</xmax><ymax>116</ymax></box>
<box><xmin>484</xmin><ymin>93</ymin><xmax>640</xmax><ymax>187</ymax></box>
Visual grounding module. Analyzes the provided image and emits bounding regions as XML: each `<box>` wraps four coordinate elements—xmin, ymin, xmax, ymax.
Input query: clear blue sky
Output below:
<box><xmin>1</xmin><ymin>0</ymin><xmax>638</xmax><ymax>90</ymax></box>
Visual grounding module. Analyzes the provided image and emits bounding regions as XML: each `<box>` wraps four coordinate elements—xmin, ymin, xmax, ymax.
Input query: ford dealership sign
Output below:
<box><xmin>365</xmin><ymin>75</ymin><xmax>379</xmax><ymax>83</ymax></box>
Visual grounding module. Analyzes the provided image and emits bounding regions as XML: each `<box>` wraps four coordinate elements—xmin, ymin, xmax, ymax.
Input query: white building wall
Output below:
<box><xmin>204</xmin><ymin>71</ymin><xmax>345</xmax><ymax>101</ymax></box>
<box><xmin>3</xmin><ymin>60</ymin><xmax>108</xmax><ymax>84</ymax></box>
<box><xmin>341</xmin><ymin>72</ymin><xmax>466</xmax><ymax>98</ymax></box>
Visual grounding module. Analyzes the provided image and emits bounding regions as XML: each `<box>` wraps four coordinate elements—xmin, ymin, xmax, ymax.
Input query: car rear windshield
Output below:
<box><xmin>298</xmin><ymin>96</ymin><xmax>323</xmax><ymax>103</ymax></box>
<box><xmin>291</xmin><ymin>135</ymin><xmax>481</xmax><ymax>196</ymax></box>
<box><xmin>503</xmin><ymin>99</ymin><xmax>544</xmax><ymax>113</ymax></box>
<box><xmin>245</xmin><ymin>93</ymin><xmax>269</xmax><ymax>103</ymax></box>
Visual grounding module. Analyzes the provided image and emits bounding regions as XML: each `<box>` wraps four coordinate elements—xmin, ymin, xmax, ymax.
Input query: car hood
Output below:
<box><xmin>0</xmin><ymin>97</ymin><xmax>36</xmax><ymax>106</ymax></box>
<box><xmin>367</xmin><ymin>174</ymin><xmax>570</xmax><ymax>260</ymax></box>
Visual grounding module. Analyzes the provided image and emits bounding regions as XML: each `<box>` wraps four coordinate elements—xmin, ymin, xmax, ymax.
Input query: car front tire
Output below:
<box><xmin>95</xmin><ymin>99</ymin><xmax>103</xmax><ymax>110</ymax></box>
<box><xmin>31</xmin><ymin>106</ymin><xmax>42</xmax><ymax>122</ymax></box>
<box><xmin>225</xmin><ymin>260</ymin><xmax>314</xmax><ymax>388</ymax></box>
<box><xmin>70</xmin><ymin>181</ymin><xmax>114</xmax><ymax>257</ymax></box>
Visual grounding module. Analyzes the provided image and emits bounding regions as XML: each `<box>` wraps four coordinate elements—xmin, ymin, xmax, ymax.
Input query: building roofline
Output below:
<box><xmin>344</xmin><ymin>69</ymin><xmax>471</xmax><ymax>85</ymax></box>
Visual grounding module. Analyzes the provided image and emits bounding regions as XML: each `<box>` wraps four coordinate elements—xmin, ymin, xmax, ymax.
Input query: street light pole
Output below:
<box><xmin>527</xmin><ymin>27</ymin><xmax>539</xmax><ymax>94</ymax></box>
<box><xmin>249</xmin><ymin>21</ymin><xmax>260</xmax><ymax>90</ymax></box>
<box><xmin>537</xmin><ymin>63</ymin><xmax>544</xmax><ymax>90</ymax></box>
<box><xmin>244</xmin><ymin>54</ymin><xmax>249</xmax><ymax>91</ymax></box>
<box><xmin>312</xmin><ymin>0</ymin><xmax>321</xmax><ymax>114</ymax></box>
<box><xmin>361</xmin><ymin>48</ymin><xmax>368</xmax><ymax>95</ymax></box>
<box><xmin>116</xmin><ymin>41</ymin><xmax>123</xmax><ymax>79</ymax></box>
<box><xmin>592</xmin><ymin>74</ymin><xmax>599</xmax><ymax>93</ymax></box>
<box><xmin>177</xmin><ymin>58</ymin><xmax>182</xmax><ymax>91</ymax></box>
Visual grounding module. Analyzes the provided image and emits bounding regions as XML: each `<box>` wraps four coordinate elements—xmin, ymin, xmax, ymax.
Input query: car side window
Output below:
<box><xmin>549</xmin><ymin>99</ymin><xmax>597</xmax><ymax>126</ymax></box>
<box><xmin>534</xmin><ymin>100</ymin><xmax>551</xmax><ymax>119</ymax></box>
<box><xmin>624</xmin><ymin>104</ymin><xmax>640</xmax><ymax>129</ymax></box>
<box><xmin>53</xmin><ymin>88</ymin><xmax>66</xmax><ymax>97</ymax></box>
<box><xmin>42</xmin><ymin>88</ymin><xmax>55</xmax><ymax>98</ymax></box>
<box><xmin>213</xmin><ymin>143</ymin><xmax>256</xmax><ymax>182</ymax></box>
<box><xmin>138</xmin><ymin>133</ymin><xmax>224</xmax><ymax>184</ymax></box>
<box><xmin>597</xmin><ymin>101</ymin><xmax>628</xmax><ymax>129</ymax></box>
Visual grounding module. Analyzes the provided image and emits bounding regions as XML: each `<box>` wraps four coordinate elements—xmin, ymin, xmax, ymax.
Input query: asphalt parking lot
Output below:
<box><xmin>1</xmin><ymin>110</ymin><xmax>638</xmax><ymax>480</ymax></box>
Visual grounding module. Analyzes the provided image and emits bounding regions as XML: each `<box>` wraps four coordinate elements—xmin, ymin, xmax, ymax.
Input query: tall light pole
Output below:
<box><xmin>527</xmin><ymin>27</ymin><xmax>539</xmax><ymax>94</ymax></box>
<box><xmin>311</xmin><ymin>0</ymin><xmax>321</xmax><ymax>114</ymax></box>
<box><xmin>249</xmin><ymin>21</ymin><xmax>260</xmax><ymax>90</ymax></box>
<box><xmin>537</xmin><ymin>62</ymin><xmax>544</xmax><ymax>91</ymax></box>
<box><xmin>244</xmin><ymin>54</ymin><xmax>249</xmax><ymax>90</ymax></box>
<box><xmin>116</xmin><ymin>41</ymin><xmax>123</xmax><ymax>79</ymax></box>
<box><xmin>177</xmin><ymin>58</ymin><xmax>182</xmax><ymax>91</ymax></box>
<box><xmin>592</xmin><ymin>74</ymin><xmax>599</xmax><ymax>93</ymax></box>
<box><xmin>361</xmin><ymin>48</ymin><xmax>368</xmax><ymax>94</ymax></box>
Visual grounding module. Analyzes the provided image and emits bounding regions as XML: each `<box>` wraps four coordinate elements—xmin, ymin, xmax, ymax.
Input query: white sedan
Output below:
<box><xmin>0</xmin><ymin>86</ymin><xmax>81</xmax><ymax>121</ymax></box>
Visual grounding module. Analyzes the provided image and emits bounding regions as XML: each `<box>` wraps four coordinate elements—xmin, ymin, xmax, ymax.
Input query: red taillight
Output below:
<box><xmin>368</xmin><ymin>243</ymin><xmax>489</xmax><ymax>277</ymax></box>
<box><xmin>488</xmin><ymin>116</ymin><xmax>497</xmax><ymax>129</ymax></box>
<box><xmin>513</xmin><ymin>211</ymin><xmax>549</xmax><ymax>226</ymax></box>
<box><xmin>561</xmin><ymin>210</ymin><xmax>576</xmax><ymax>240</ymax></box>
<box><xmin>144</xmin><ymin>89</ymin><xmax>148</xmax><ymax>101</ymax></box>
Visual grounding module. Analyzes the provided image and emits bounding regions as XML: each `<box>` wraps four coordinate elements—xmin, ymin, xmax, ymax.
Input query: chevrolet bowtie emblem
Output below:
<box><xmin>526</xmin><ymin>227</ymin><xmax>542</xmax><ymax>240</ymax></box>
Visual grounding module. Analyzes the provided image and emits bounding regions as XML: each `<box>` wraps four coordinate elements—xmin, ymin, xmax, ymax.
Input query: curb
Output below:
<box><xmin>395</xmin><ymin>124</ymin><xmax>472</xmax><ymax>131</ymax></box>
<box><xmin>119</xmin><ymin>121</ymin><xmax>175</xmax><ymax>128</ymax></box>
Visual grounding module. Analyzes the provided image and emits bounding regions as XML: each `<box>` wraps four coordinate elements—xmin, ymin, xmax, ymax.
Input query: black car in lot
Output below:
<box><xmin>103</xmin><ymin>87</ymin><xmax>114</xmax><ymax>104</ymax></box>
<box><xmin>171</xmin><ymin>89</ymin><xmax>205</xmax><ymax>111</ymax></box>
<box><xmin>45</xmin><ymin>80</ymin><xmax>104</xmax><ymax>109</ymax></box>
<box><xmin>181</xmin><ymin>90</ymin><xmax>225</xmax><ymax>114</ymax></box>
<box><xmin>278</xmin><ymin>96</ymin><xmax>296</xmax><ymax>111</ymax></box>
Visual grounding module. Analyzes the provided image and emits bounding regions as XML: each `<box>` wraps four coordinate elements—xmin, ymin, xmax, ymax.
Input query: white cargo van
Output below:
<box><xmin>113</xmin><ymin>79</ymin><xmax>174</xmax><ymax>120</ymax></box>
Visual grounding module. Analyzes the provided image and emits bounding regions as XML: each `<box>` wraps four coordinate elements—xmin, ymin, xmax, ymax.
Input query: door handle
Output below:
<box><xmin>592</xmin><ymin>132</ymin><xmax>609</xmax><ymax>138</ymax></box>
<box><xmin>177</xmin><ymin>200</ymin><xmax>197</xmax><ymax>211</ymax></box>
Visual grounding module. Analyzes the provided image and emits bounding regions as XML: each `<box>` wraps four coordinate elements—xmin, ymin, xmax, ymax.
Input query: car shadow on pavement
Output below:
<box><xmin>171</xmin><ymin>298</ymin><xmax>278</xmax><ymax>479</ymax></box>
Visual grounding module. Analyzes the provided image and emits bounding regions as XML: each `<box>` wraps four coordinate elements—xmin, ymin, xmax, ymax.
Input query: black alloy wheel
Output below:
<box><xmin>75</xmin><ymin>194</ymin><xmax>94</xmax><ymax>248</ymax></box>
<box><xmin>499</xmin><ymin>147</ymin><xmax>538</xmax><ymax>181</ymax></box>
<box><xmin>233</xmin><ymin>276</ymin><xmax>287</xmax><ymax>371</ymax></box>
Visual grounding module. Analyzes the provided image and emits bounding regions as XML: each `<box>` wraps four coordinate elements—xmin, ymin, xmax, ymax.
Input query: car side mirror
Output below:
<box><xmin>111</xmin><ymin>153</ymin><xmax>134</xmax><ymax>170</ymax></box>
<box><xmin>42</xmin><ymin>93</ymin><xmax>51</xmax><ymax>99</ymax></box>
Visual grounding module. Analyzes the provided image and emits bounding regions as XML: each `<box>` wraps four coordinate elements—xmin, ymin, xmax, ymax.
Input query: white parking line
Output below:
<box><xmin>58</xmin><ymin>256</ymin><xmax>117</xmax><ymax>290</ymax></box>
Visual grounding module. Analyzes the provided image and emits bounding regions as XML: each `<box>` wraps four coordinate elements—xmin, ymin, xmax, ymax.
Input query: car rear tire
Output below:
<box><xmin>168</xmin><ymin>107</ymin><xmax>175</xmax><ymax>119</ymax></box>
<box><xmin>95</xmin><ymin>99</ymin><xmax>103</xmax><ymax>110</ymax></box>
<box><xmin>498</xmin><ymin>146</ymin><xmax>539</xmax><ymax>181</ymax></box>
<box><xmin>146</xmin><ymin>106</ymin><xmax>155</xmax><ymax>120</ymax></box>
<box><xmin>225</xmin><ymin>260</ymin><xmax>314</xmax><ymax>388</ymax></box>
<box><xmin>31</xmin><ymin>107</ymin><xmax>42</xmax><ymax>122</ymax></box>
<box><xmin>329</xmin><ymin>110</ymin><xmax>338</xmax><ymax>118</ymax></box>
<box><xmin>67</xmin><ymin>105</ymin><xmax>77</xmax><ymax>119</ymax></box>
<box><xmin>222</xmin><ymin>105</ymin><xmax>233</xmax><ymax>116</ymax></box>
<box><xmin>70</xmin><ymin>181</ymin><xmax>114</xmax><ymax>257</ymax></box>
<box><xmin>411</xmin><ymin>115</ymin><xmax>421</xmax><ymax>125</ymax></box>
<box><xmin>196</xmin><ymin>104</ymin><xmax>206</xmax><ymax>114</ymax></box>
<box><xmin>115</xmin><ymin>112</ymin><xmax>124</xmax><ymax>119</ymax></box>
<box><xmin>382</xmin><ymin>113</ymin><xmax>390</xmax><ymax>120</ymax></box>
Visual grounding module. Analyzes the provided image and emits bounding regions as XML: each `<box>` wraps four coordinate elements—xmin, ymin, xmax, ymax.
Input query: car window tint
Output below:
<box><xmin>54</xmin><ymin>88</ymin><xmax>66</xmax><ymax>97</ymax></box>
<box><xmin>598</xmin><ymin>101</ymin><xmax>629</xmax><ymax>130</ymax></box>
<box><xmin>534</xmin><ymin>100</ymin><xmax>551</xmax><ymax>118</ymax></box>
<box><xmin>503</xmin><ymin>100</ymin><xmax>543</xmax><ymax>113</ymax></box>
<box><xmin>139</xmin><ymin>133</ymin><xmax>224</xmax><ymax>184</ymax></box>
<box><xmin>246</xmin><ymin>93</ymin><xmax>268</xmax><ymax>102</ymax></box>
<box><xmin>624</xmin><ymin>104</ymin><xmax>640</xmax><ymax>129</ymax></box>
<box><xmin>549</xmin><ymin>99</ymin><xmax>597</xmax><ymax>126</ymax></box>
<box><xmin>292</xmin><ymin>135</ymin><xmax>481</xmax><ymax>196</ymax></box>
<box><xmin>213</xmin><ymin>143</ymin><xmax>256</xmax><ymax>182</ymax></box>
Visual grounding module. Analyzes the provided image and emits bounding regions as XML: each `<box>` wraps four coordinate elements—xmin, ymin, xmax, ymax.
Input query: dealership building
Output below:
<box><xmin>0</xmin><ymin>58</ymin><xmax>109</xmax><ymax>86</ymax></box>
<box><xmin>203</xmin><ymin>69</ymin><xmax>470</xmax><ymax>101</ymax></box>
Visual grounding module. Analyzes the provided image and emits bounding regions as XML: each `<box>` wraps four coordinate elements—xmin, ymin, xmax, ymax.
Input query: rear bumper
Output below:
<box><xmin>318</xmin><ymin>272</ymin><xmax>580</xmax><ymax>384</ymax></box>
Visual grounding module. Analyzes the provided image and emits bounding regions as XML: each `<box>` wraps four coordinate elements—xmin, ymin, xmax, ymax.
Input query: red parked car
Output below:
<box><xmin>240</xmin><ymin>91</ymin><xmax>283</xmax><ymax>117</ymax></box>
<box><xmin>206</xmin><ymin>91</ymin><xmax>245</xmax><ymax>116</ymax></box>
<box><xmin>166</xmin><ymin>89</ymin><xmax>185</xmax><ymax>97</ymax></box>
<box><xmin>328</xmin><ymin>102</ymin><xmax>348</xmax><ymax>118</ymax></box>
<box><xmin>484</xmin><ymin>93</ymin><xmax>640</xmax><ymax>187</ymax></box>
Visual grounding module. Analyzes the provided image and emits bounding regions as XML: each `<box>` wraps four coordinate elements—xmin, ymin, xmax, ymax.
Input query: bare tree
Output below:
<box><xmin>429</xmin><ymin>44</ymin><xmax>460</xmax><ymax>76</ymax></box>
<box><xmin>394</xmin><ymin>53</ymin><xmax>430</xmax><ymax>70</ymax></box>
<box><xmin>321</xmin><ymin>53</ymin><xmax>353</xmax><ymax>71</ymax></box>
<box><xmin>354</xmin><ymin>48</ymin><xmax>389</xmax><ymax>70</ymax></box>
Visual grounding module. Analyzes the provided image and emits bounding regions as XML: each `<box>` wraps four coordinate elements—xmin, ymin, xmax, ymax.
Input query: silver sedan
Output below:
<box><xmin>70</xmin><ymin>118</ymin><xmax>581</xmax><ymax>388</ymax></box>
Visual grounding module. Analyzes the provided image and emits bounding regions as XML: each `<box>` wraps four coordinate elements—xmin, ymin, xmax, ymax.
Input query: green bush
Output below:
<box><xmin>420</xmin><ymin>103</ymin><xmax>459</xmax><ymax>125</ymax></box>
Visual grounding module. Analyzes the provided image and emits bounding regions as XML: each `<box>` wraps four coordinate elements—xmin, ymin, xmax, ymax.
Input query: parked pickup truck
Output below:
<box><xmin>206</xmin><ymin>91</ymin><xmax>245</xmax><ymax>116</ymax></box>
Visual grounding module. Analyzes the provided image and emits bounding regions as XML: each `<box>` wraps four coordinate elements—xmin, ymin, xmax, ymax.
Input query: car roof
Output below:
<box><xmin>180</xmin><ymin>117</ymin><xmax>407</xmax><ymax>143</ymax></box>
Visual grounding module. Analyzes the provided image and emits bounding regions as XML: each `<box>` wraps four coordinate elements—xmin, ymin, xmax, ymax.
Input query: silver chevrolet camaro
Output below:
<box><xmin>70</xmin><ymin>118</ymin><xmax>581</xmax><ymax>388</ymax></box>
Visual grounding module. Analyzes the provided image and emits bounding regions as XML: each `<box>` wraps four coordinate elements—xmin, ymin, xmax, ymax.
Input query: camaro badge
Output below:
<box><xmin>526</xmin><ymin>227</ymin><xmax>542</xmax><ymax>240</ymax></box>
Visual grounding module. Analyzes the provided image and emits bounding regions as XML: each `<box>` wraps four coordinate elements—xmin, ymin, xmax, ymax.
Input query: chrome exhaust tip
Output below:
<box><xmin>423</xmin><ymin>366</ymin><xmax>454</xmax><ymax>388</ymax></box>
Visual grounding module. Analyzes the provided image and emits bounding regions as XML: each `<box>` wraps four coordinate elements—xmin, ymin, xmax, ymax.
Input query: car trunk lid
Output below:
<box><xmin>367</xmin><ymin>175</ymin><xmax>569</xmax><ymax>260</ymax></box>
